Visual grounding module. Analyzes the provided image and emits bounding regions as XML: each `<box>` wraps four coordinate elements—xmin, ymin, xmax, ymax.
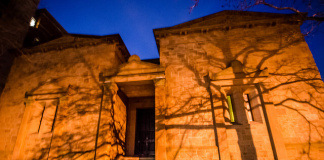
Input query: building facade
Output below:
<box><xmin>0</xmin><ymin>10</ymin><xmax>323</xmax><ymax>160</ymax></box>
<box><xmin>0</xmin><ymin>0</ymin><xmax>40</xmax><ymax>95</ymax></box>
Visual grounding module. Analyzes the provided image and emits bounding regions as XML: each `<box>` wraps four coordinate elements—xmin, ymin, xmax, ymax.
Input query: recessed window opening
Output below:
<box><xmin>243</xmin><ymin>94</ymin><xmax>254</xmax><ymax>121</ymax></box>
<box><xmin>244</xmin><ymin>89</ymin><xmax>263</xmax><ymax>123</ymax></box>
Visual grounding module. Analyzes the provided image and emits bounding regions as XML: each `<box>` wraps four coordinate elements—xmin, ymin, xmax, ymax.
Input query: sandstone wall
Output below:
<box><xmin>0</xmin><ymin>42</ymin><xmax>125</xmax><ymax>159</ymax></box>
<box><xmin>157</xmin><ymin>19</ymin><xmax>324</xmax><ymax>160</ymax></box>
<box><xmin>96</xmin><ymin>83</ymin><xmax>127</xmax><ymax>160</ymax></box>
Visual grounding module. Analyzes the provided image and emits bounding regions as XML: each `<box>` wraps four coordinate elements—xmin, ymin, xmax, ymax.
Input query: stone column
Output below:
<box><xmin>154</xmin><ymin>78</ymin><xmax>167</xmax><ymax>160</ymax></box>
<box><xmin>96</xmin><ymin>82</ymin><xmax>122</xmax><ymax>160</ymax></box>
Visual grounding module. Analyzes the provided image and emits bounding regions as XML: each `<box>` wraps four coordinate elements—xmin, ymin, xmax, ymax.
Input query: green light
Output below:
<box><xmin>227</xmin><ymin>95</ymin><xmax>235</xmax><ymax>122</ymax></box>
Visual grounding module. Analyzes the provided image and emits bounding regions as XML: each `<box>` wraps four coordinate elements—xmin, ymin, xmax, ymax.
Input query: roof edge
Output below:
<box><xmin>23</xmin><ymin>33</ymin><xmax>130</xmax><ymax>62</ymax></box>
<box><xmin>153</xmin><ymin>10</ymin><xmax>306</xmax><ymax>32</ymax></box>
<box><xmin>36</xmin><ymin>9</ymin><xmax>68</xmax><ymax>34</ymax></box>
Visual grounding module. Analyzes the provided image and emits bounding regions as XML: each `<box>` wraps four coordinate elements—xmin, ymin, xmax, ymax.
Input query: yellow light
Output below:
<box><xmin>227</xmin><ymin>95</ymin><xmax>235</xmax><ymax>123</ymax></box>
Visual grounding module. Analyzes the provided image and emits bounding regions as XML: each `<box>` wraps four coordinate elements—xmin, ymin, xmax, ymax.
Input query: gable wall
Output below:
<box><xmin>157</xmin><ymin>19</ymin><xmax>324</xmax><ymax>160</ymax></box>
<box><xmin>0</xmin><ymin>42</ymin><xmax>123</xmax><ymax>159</ymax></box>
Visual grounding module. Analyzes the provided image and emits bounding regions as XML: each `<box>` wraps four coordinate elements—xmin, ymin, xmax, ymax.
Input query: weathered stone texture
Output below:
<box><xmin>96</xmin><ymin>83</ymin><xmax>127</xmax><ymax>160</ymax></box>
<box><xmin>156</xmin><ymin>14</ymin><xmax>323</xmax><ymax>159</ymax></box>
<box><xmin>1</xmin><ymin>10</ymin><xmax>323</xmax><ymax>160</ymax></box>
<box><xmin>0</xmin><ymin>41</ymin><xmax>125</xmax><ymax>159</ymax></box>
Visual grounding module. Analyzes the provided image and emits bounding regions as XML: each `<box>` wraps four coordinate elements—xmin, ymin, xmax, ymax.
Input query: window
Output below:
<box><xmin>30</xmin><ymin>17</ymin><xmax>36</xmax><ymax>27</ymax></box>
<box><xmin>224</xmin><ymin>87</ymin><xmax>263</xmax><ymax>124</ymax></box>
<box><xmin>243</xmin><ymin>90</ymin><xmax>263</xmax><ymax>123</ymax></box>
<box><xmin>226</xmin><ymin>95</ymin><xmax>236</xmax><ymax>123</ymax></box>
<box><xmin>243</xmin><ymin>94</ymin><xmax>254</xmax><ymax>121</ymax></box>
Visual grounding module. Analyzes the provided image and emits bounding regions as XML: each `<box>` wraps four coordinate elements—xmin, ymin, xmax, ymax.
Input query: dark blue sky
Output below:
<box><xmin>38</xmin><ymin>0</ymin><xmax>324</xmax><ymax>77</ymax></box>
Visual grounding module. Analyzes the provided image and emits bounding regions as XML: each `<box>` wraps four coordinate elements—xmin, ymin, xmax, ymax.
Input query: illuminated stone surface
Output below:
<box><xmin>0</xmin><ymin>10</ymin><xmax>323</xmax><ymax>160</ymax></box>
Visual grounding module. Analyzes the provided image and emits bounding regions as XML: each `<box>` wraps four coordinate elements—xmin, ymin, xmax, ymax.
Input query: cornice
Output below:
<box><xmin>22</xmin><ymin>34</ymin><xmax>130</xmax><ymax>62</ymax></box>
<box><xmin>154</xmin><ymin>18</ymin><xmax>301</xmax><ymax>39</ymax></box>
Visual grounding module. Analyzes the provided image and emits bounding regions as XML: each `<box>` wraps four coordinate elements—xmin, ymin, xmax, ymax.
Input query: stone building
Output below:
<box><xmin>0</xmin><ymin>0</ymin><xmax>40</xmax><ymax>95</ymax></box>
<box><xmin>0</xmin><ymin>9</ymin><xmax>323</xmax><ymax>160</ymax></box>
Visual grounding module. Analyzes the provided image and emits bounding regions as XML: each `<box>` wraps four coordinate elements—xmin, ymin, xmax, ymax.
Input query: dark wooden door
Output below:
<box><xmin>135</xmin><ymin>108</ymin><xmax>155</xmax><ymax>157</ymax></box>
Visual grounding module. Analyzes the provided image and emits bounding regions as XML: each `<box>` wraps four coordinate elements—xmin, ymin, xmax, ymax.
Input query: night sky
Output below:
<box><xmin>38</xmin><ymin>0</ymin><xmax>324</xmax><ymax>77</ymax></box>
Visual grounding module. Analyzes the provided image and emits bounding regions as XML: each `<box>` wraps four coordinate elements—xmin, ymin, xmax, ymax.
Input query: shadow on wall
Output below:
<box><xmin>17</xmin><ymin>53</ymin><xmax>126</xmax><ymax>160</ymax></box>
<box><xmin>155</xmin><ymin>28</ymin><xmax>323</xmax><ymax>160</ymax></box>
<box><xmin>15</xmin><ymin>27</ymin><xmax>324</xmax><ymax>160</ymax></box>
<box><xmin>24</xmin><ymin>87</ymin><xmax>127</xmax><ymax>160</ymax></box>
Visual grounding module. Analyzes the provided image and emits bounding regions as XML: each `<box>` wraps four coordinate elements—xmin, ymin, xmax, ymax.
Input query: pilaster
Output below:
<box><xmin>12</xmin><ymin>98</ymin><xmax>34</xmax><ymax>160</ymax></box>
<box><xmin>154</xmin><ymin>78</ymin><xmax>167</xmax><ymax>160</ymax></box>
<box><xmin>96</xmin><ymin>82</ymin><xmax>122</xmax><ymax>160</ymax></box>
